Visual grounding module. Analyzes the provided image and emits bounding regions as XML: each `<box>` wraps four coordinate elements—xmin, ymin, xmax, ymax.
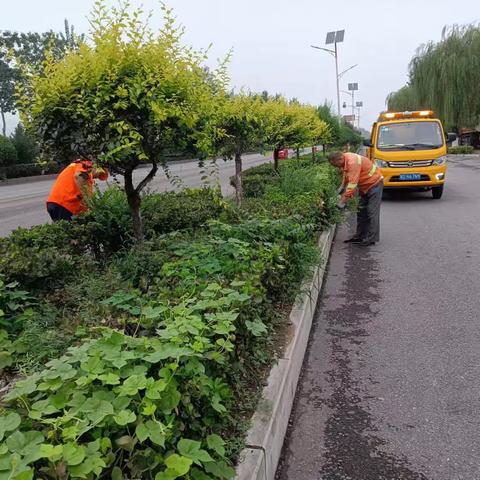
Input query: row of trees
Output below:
<box><xmin>16</xmin><ymin>1</ymin><xmax>354</xmax><ymax>241</ymax></box>
<box><xmin>387</xmin><ymin>24</ymin><xmax>480</xmax><ymax>131</ymax></box>
<box><xmin>0</xmin><ymin>20</ymin><xmax>84</xmax><ymax>136</ymax></box>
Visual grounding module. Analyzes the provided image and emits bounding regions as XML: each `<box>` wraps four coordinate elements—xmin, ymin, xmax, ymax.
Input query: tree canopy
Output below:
<box><xmin>387</xmin><ymin>24</ymin><xmax>480</xmax><ymax>130</ymax></box>
<box><xmin>0</xmin><ymin>21</ymin><xmax>84</xmax><ymax>136</ymax></box>
<box><xmin>18</xmin><ymin>2</ymin><xmax>225</xmax><ymax>240</ymax></box>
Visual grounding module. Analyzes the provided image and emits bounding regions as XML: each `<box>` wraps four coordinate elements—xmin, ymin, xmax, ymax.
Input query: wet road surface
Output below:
<box><xmin>277</xmin><ymin>155</ymin><xmax>480</xmax><ymax>480</ymax></box>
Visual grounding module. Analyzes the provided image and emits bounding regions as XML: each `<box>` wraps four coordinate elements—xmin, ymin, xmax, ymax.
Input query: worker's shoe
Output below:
<box><xmin>344</xmin><ymin>236</ymin><xmax>363</xmax><ymax>243</ymax></box>
<box><xmin>356</xmin><ymin>241</ymin><xmax>376</xmax><ymax>247</ymax></box>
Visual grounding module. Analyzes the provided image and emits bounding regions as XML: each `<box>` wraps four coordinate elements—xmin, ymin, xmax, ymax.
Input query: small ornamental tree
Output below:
<box><xmin>262</xmin><ymin>99</ymin><xmax>315</xmax><ymax>170</ymax></box>
<box><xmin>18</xmin><ymin>1</ymin><xmax>224</xmax><ymax>241</ymax></box>
<box><xmin>216</xmin><ymin>93</ymin><xmax>265</xmax><ymax>205</ymax></box>
<box><xmin>310</xmin><ymin>114</ymin><xmax>331</xmax><ymax>160</ymax></box>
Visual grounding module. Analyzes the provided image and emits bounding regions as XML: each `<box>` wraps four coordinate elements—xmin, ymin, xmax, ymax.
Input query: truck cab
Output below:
<box><xmin>364</xmin><ymin>111</ymin><xmax>456</xmax><ymax>199</ymax></box>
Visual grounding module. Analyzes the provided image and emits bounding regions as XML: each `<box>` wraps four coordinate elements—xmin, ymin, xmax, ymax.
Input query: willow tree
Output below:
<box><xmin>387</xmin><ymin>24</ymin><xmax>480</xmax><ymax>130</ymax></box>
<box><xmin>18</xmin><ymin>1</ymin><xmax>224</xmax><ymax>241</ymax></box>
<box><xmin>386</xmin><ymin>85</ymin><xmax>419</xmax><ymax>112</ymax></box>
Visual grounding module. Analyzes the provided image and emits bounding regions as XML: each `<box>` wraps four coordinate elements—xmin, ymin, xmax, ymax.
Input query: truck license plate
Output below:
<box><xmin>400</xmin><ymin>173</ymin><xmax>421</xmax><ymax>181</ymax></box>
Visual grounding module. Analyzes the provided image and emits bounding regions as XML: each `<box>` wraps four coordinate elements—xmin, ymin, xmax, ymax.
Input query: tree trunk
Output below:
<box><xmin>124</xmin><ymin>169</ymin><xmax>144</xmax><ymax>243</ymax></box>
<box><xmin>296</xmin><ymin>147</ymin><xmax>300</xmax><ymax>160</ymax></box>
<box><xmin>234</xmin><ymin>152</ymin><xmax>243</xmax><ymax>206</ymax></box>
<box><xmin>312</xmin><ymin>146</ymin><xmax>315</xmax><ymax>162</ymax></box>
<box><xmin>1</xmin><ymin>109</ymin><xmax>6</xmax><ymax>137</ymax></box>
<box><xmin>273</xmin><ymin>148</ymin><xmax>279</xmax><ymax>172</ymax></box>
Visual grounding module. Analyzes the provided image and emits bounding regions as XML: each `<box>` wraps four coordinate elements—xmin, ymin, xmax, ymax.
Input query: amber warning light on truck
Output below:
<box><xmin>380</xmin><ymin>110</ymin><xmax>434</xmax><ymax>120</ymax></box>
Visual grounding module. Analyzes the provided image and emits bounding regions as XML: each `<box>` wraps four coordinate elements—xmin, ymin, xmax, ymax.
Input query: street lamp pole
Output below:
<box><xmin>356</xmin><ymin>101</ymin><xmax>363</xmax><ymax>129</ymax></box>
<box><xmin>334</xmin><ymin>42</ymin><xmax>341</xmax><ymax>118</ymax></box>
<box><xmin>311</xmin><ymin>29</ymin><xmax>346</xmax><ymax>118</ymax></box>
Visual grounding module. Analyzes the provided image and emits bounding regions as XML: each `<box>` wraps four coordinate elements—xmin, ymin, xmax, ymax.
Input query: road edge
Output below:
<box><xmin>235</xmin><ymin>225</ymin><xmax>336</xmax><ymax>480</ymax></box>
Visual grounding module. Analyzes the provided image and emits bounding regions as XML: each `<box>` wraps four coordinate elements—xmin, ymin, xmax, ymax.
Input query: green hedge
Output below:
<box><xmin>448</xmin><ymin>145</ymin><xmax>475</xmax><ymax>154</ymax></box>
<box><xmin>0</xmin><ymin>161</ymin><xmax>62</xmax><ymax>180</ymax></box>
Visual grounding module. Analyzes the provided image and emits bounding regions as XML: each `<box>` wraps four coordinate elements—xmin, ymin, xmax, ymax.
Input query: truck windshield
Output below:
<box><xmin>377</xmin><ymin>121</ymin><xmax>443</xmax><ymax>151</ymax></box>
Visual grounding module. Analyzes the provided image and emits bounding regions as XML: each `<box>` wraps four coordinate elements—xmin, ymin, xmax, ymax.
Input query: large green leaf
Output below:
<box><xmin>165</xmin><ymin>454</ymin><xmax>192</xmax><ymax>476</ymax></box>
<box><xmin>0</xmin><ymin>413</ymin><xmax>21</xmax><ymax>442</ymax></box>
<box><xmin>178</xmin><ymin>439</ymin><xmax>213</xmax><ymax>465</ymax></box>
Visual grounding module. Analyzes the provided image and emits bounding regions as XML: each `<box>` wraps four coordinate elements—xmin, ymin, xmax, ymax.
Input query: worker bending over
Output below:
<box><xmin>328</xmin><ymin>151</ymin><xmax>384</xmax><ymax>247</ymax></box>
<box><xmin>46</xmin><ymin>158</ymin><xmax>108</xmax><ymax>222</ymax></box>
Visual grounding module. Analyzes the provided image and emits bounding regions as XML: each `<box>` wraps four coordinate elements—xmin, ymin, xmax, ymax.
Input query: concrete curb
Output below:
<box><xmin>235</xmin><ymin>226</ymin><xmax>336</xmax><ymax>480</ymax></box>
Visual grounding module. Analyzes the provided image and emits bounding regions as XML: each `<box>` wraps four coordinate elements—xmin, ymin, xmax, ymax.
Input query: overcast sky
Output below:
<box><xmin>3</xmin><ymin>0</ymin><xmax>479</xmax><ymax>133</ymax></box>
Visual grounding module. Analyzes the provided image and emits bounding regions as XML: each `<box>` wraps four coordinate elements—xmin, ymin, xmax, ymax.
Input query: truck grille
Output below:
<box><xmin>390</xmin><ymin>174</ymin><xmax>431</xmax><ymax>182</ymax></box>
<box><xmin>388</xmin><ymin>160</ymin><xmax>433</xmax><ymax>168</ymax></box>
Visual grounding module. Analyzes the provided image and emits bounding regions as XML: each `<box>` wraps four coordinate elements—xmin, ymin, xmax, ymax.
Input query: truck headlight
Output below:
<box><xmin>433</xmin><ymin>156</ymin><xmax>447</xmax><ymax>165</ymax></box>
<box><xmin>374</xmin><ymin>159</ymin><xmax>388</xmax><ymax>168</ymax></box>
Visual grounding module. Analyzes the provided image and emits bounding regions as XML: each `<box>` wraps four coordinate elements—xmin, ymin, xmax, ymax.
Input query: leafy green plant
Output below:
<box><xmin>0</xmin><ymin>329</ymin><xmax>16</xmax><ymax>371</ymax></box>
<box><xmin>0</xmin><ymin>152</ymin><xmax>342</xmax><ymax>478</ymax></box>
<box><xmin>0</xmin><ymin>285</ymin><xmax>250</xmax><ymax>479</ymax></box>
<box><xmin>0</xmin><ymin>276</ymin><xmax>35</xmax><ymax>333</ymax></box>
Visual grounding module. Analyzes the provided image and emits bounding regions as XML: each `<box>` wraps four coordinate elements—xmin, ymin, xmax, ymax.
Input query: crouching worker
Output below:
<box><xmin>46</xmin><ymin>158</ymin><xmax>109</xmax><ymax>222</ymax></box>
<box><xmin>328</xmin><ymin>151</ymin><xmax>384</xmax><ymax>247</ymax></box>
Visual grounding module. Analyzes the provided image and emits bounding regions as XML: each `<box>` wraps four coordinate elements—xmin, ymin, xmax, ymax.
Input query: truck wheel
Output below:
<box><xmin>432</xmin><ymin>185</ymin><xmax>444</xmax><ymax>199</ymax></box>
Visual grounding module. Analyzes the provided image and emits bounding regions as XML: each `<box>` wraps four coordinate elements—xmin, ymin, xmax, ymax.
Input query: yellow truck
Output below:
<box><xmin>364</xmin><ymin>111</ymin><xmax>456</xmax><ymax>199</ymax></box>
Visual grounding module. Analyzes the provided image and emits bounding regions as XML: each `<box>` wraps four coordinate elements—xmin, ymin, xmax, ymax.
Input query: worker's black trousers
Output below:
<box><xmin>356</xmin><ymin>180</ymin><xmax>383</xmax><ymax>243</ymax></box>
<box><xmin>47</xmin><ymin>202</ymin><xmax>73</xmax><ymax>222</ymax></box>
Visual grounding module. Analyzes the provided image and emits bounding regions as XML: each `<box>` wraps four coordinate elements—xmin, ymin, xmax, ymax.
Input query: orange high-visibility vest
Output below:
<box><xmin>342</xmin><ymin>153</ymin><xmax>383</xmax><ymax>199</ymax></box>
<box><xmin>47</xmin><ymin>161</ymin><xmax>94</xmax><ymax>215</ymax></box>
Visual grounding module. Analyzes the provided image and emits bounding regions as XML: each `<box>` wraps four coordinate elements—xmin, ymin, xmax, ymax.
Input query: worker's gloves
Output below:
<box><xmin>336</xmin><ymin>201</ymin><xmax>346</xmax><ymax>210</ymax></box>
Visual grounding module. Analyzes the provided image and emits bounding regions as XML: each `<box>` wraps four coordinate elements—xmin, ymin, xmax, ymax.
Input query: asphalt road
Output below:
<box><xmin>0</xmin><ymin>153</ymin><xmax>273</xmax><ymax>236</ymax></box>
<box><xmin>277</xmin><ymin>155</ymin><xmax>480</xmax><ymax>480</ymax></box>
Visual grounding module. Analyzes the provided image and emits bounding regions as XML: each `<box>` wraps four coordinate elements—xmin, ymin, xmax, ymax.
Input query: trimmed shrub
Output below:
<box><xmin>76</xmin><ymin>186</ymin><xmax>229</xmax><ymax>257</ymax></box>
<box><xmin>0</xmin><ymin>222</ymin><xmax>82</xmax><ymax>288</ymax></box>
<box><xmin>448</xmin><ymin>145</ymin><xmax>475</xmax><ymax>154</ymax></box>
<box><xmin>0</xmin><ymin>162</ymin><xmax>62</xmax><ymax>180</ymax></box>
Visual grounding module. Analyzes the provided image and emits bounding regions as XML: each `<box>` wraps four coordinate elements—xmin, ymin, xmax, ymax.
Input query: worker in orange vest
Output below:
<box><xmin>46</xmin><ymin>159</ymin><xmax>108</xmax><ymax>222</ymax></box>
<box><xmin>329</xmin><ymin>151</ymin><xmax>384</xmax><ymax>247</ymax></box>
